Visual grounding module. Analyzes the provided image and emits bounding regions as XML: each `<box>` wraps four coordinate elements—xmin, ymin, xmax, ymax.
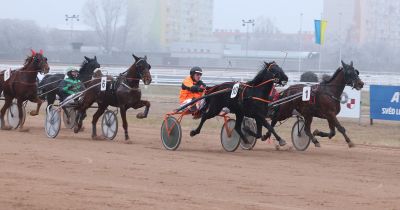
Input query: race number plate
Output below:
<box><xmin>231</xmin><ymin>83</ymin><xmax>240</xmax><ymax>98</ymax></box>
<box><xmin>100</xmin><ymin>76</ymin><xmax>107</xmax><ymax>91</ymax></box>
<box><xmin>4</xmin><ymin>69</ymin><xmax>10</xmax><ymax>81</ymax></box>
<box><xmin>302</xmin><ymin>86</ymin><xmax>311</xmax><ymax>101</ymax></box>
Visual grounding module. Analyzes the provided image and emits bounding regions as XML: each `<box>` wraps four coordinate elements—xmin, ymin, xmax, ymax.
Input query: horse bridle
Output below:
<box><xmin>343</xmin><ymin>67</ymin><xmax>360</xmax><ymax>88</ymax></box>
<box><xmin>267</xmin><ymin>63</ymin><xmax>287</xmax><ymax>86</ymax></box>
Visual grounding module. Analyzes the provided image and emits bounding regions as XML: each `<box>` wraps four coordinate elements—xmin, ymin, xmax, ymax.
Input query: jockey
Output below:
<box><xmin>58</xmin><ymin>67</ymin><xmax>84</xmax><ymax>102</ymax></box>
<box><xmin>179</xmin><ymin>66</ymin><xmax>206</xmax><ymax>112</ymax></box>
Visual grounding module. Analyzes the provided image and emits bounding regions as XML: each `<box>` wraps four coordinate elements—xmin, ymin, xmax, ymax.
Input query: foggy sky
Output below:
<box><xmin>0</xmin><ymin>0</ymin><xmax>322</xmax><ymax>33</ymax></box>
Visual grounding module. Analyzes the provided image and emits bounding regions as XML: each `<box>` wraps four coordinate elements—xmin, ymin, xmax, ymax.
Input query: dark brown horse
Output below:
<box><xmin>264</xmin><ymin>61</ymin><xmax>364</xmax><ymax>148</ymax></box>
<box><xmin>0</xmin><ymin>50</ymin><xmax>50</xmax><ymax>131</ymax></box>
<box><xmin>74</xmin><ymin>54</ymin><xmax>152</xmax><ymax>142</ymax></box>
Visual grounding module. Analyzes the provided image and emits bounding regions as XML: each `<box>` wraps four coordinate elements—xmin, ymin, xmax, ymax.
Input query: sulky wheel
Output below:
<box><xmin>161</xmin><ymin>116</ymin><xmax>182</xmax><ymax>151</ymax></box>
<box><xmin>291</xmin><ymin>118</ymin><xmax>311</xmax><ymax>151</ymax></box>
<box><xmin>63</xmin><ymin>107</ymin><xmax>77</xmax><ymax>129</ymax></box>
<box><xmin>220</xmin><ymin>119</ymin><xmax>241</xmax><ymax>152</ymax></box>
<box><xmin>7</xmin><ymin>102</ymin><xmax>26</xmax><ymax>129</ymax></box>
<box><xmin>101</xmin><ymin>110</ymin><xmax>118</xmax><ymax>140</ymax></box>
<box><xmin>240</xmin><ymin>117</ymin><xmax>257</xmax><ymax>150</ymax></box>
<box><xmin>45</xmin><ymin>105</ymin><xmax>61</xmax><ymax>139</ymax></box>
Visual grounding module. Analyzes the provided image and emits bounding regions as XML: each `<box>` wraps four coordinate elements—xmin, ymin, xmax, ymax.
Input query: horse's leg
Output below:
<box><xmin>329</xmin><ymin>115</ymin><xmax>354</xmax><ymax>148</ymax></box>
<box><xmin>17</xmin><ymin>99</ymin><xmax>28</xmax><ymax>132</ymax></box>
<box><xmin>0</xmin><ymin>97</ymin><xmax>13</xmax><ymax>130</ymax></box>
<box><xmin>91</xmin><ymin>105</ymin><xmax>107</xmax><ymax>140</ymax></box>
<box><xmin>262</xmin><ymin>119</ymin><xmax>277</xmax><ymax>141</ymax></box>
<box><xmin>303</xmin><ymin>115</ymin><xmax>320</xmax><ymax>147</ymax></box>
<box><xmin>233</xmin><ymin>113</ymin><xmax>250</xmax><ymax>144</ymax></box>
<box><xmin>313</xmin><ymin>120</ymin><xmax>336</xmax><ymax>139</ymax></box>
<box><xmin>29</xmin><ymin>97</ymin><xmax>43</xmax><ymax>116</ymax></box>
<box><xmin>190</xmin><ymin>105</ymin><xmax>221</xmax><ymax>137</ymax></box>
<box><xmin>133</xmin><ymin>100</ymin><xmax>151</xmax><ymax>119</ymax></box>
<box><xmin>74</xmin><ymin>102</ymin><xmax>91</xmax><ymax>134</ymax></box>
<box><xmin>243</xmin><ymin>117</ymin><xmax>263</xmax><ymax>139</ymax></box>
<box><xmin>119</xmin><ymin>106</ymin><xmax>130</xmax><ymax>141</ymax></box>
<box><xmin>260</xmin><ymin>117</ymin><xmax>286</xmax><ymax>146</ymax></box>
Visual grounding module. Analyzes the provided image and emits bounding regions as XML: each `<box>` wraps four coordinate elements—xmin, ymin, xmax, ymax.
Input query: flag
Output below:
<box><xmin>314</xmin><ymin>20</ymin><xmax>327</xmax><ymax>45</ymax></box>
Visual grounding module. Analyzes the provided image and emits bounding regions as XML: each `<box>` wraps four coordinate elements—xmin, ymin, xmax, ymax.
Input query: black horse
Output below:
<box><xmin>263</xmin><ymin>61</ymin><xmax>364</xmax><ymax>148</ymax></box>
<box><xmin>190</xmin><ymin>61</ymin><xmax>289</xmax><ymax>146</ymax></box>
<box><xmin>37</xmin><ymin>56</ymin><xmax>100</xmax><ymax>107</ymax></box>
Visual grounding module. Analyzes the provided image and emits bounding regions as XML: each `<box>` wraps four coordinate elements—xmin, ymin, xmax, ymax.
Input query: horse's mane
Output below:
<box><xmin>320</xmin><ymin>67</ymin><xmax>342</xmax><ymax>84</ymax></box>
<box><xmin>246</xmin><ymin>62</ymin><xmax>271</xmax><ymax>86</ymax></box>
<box><xmin>23</xmin><ymin>56</ymin><xmax>33</xmax><ymax>67</ymax></box>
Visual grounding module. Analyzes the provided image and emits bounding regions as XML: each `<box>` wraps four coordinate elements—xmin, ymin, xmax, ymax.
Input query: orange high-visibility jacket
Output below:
<box><xmin>179</xmin><ymin>76</ymin><xmax>205</xmax><ymax>104</ymax></box>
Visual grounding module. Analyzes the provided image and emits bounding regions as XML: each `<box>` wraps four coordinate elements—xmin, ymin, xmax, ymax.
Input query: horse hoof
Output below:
<box><xmin>313</xmin><ymin>129</ymin><xmax>320</xmax><ymax>136</ymax></box>
<box><xmin>314</xmin><ymin>142</ymin><xmax>321</xmax><ymax>147</ymax></box>
<box><xmin>92</xmin><ymin>136</ymin><xmax>104</xmax><ymax>141</ymax></box>
<box><xmin>1</xmin><ymin>126</ymin><xmax>13</xmax><ymax>131</ymax></box>
<box><xmin>19</xmin><ymin>128</ymin><xmax>30</xmax><ymax>132</ymax></box>
<box><xmin>348</xmin><ymin>142</ymin><xmax>355</xmax><ymax>148</ymax></box>
<box><xmin>190</xmin><ymin>130</ymin><xmax>197</xmax><ymax>137</ymax></box>
<box><xmin>29</xmin><ymin>111</ymin><xmax>38</xmax><ymax>116</ymax></box>
<box><xmin>136</xmin><ymin>113</ymin><xmax>146</xmax><ymax>119</ymax></box>
<box><xmin>73</xmin><ymin>127</ymin><xmax>80</xmax><ymax>133</ymax></box>
<box><xmin>279</xmin><ymin>139</ymin><xmax>287</xmax><ymax>147</ymax></box>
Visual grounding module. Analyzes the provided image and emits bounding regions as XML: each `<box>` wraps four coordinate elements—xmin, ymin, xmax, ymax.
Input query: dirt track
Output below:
<box><xmin>0</xmin><ymin>103</ymin><xmax>400</xmax><ymax>210</ymax></box>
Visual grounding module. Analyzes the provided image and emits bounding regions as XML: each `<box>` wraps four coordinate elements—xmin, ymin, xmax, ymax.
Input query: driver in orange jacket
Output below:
<box><xmin>179</xmin><ymin>66</ymin><xmax>206</xmax><ymax>112</ymax></box>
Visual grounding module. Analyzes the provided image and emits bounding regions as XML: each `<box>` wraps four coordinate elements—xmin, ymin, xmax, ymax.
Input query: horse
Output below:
<box><xmin>37</xmin><ymin>56</ymin><xmax>100</xmax><ymax>107</ymax></box>
<box><xmin>190</xmin><ymin>61</ymin><xmax>289</xmax><ymax>146</ymax></box>
<box><xmin>0</xmin><ymin>49</ymin><xmax>50</xmax><ymax>131</ymax></box>
<box><xmin>74</xmin><ymin>54</ymin><xmax>152</xmax><ymax>142</ymax></box>
<box><xmin>263</xmin><ymin>60</ymin><xmax>364</xmax><ymax>148</ymax></box>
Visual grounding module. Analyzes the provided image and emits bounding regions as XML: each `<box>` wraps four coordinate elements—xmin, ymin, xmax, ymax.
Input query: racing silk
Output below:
<box><xmin>269</xmin><ymin>86</ymin><xmax>280</xmax><ymax>101</ymax></box>
<box><xmin>179</xmin><ymin>76</ymin><xmax>205</xmax><ymax>104</ymax></box>
<box><xmin>59</xmin><ymin>78</ymin><xmax>83</xmax><ymax>95</ymax></box>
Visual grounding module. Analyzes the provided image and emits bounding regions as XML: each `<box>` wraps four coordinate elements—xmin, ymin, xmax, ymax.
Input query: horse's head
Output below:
<box><xmin>82</xmin><ymin>56</ymin><xmax>101</xmax><ymax>75</ymax></box>
<box><xmin>264</xmin><ymin>61</ymin><xmax>288</xmax><ymax>86</ymax></box>
<box><xmin>132</xmin><ymin>53</ymin><xmax>152</xmax><ymax>85</ymax></box>
<box><xmin>341</xmin><ymin>60</ymin><xmax>364</xmax><ymax>90</ymax></box>
<box><xmin>30</xmin><ymin>49</ymin><xmax>50</xmax><ymax>74</ymax></box>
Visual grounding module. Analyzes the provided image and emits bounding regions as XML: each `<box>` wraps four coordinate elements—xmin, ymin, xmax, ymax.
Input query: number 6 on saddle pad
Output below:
<box><xmin>100</xmin><ymin>76</ymin><xmax>107</xmax><ymax>91</ymax></box>
<box><xmin>230</xmin><ymin>83</ymin><xmax>240</xmax><ymax>98</ymax></box>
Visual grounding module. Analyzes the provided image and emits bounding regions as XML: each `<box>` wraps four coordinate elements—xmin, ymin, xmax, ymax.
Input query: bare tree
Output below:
<box><xmin>83</xmin><ymin>0</ymin><xmax>126</xmax><ymax>53</ymax></box>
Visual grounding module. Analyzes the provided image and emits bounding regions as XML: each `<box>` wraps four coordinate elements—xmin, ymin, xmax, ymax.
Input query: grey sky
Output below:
<box><xmin>0</xmin><ymin>0</ymin><xmax>322</xmax><ymax>33</ymax></box>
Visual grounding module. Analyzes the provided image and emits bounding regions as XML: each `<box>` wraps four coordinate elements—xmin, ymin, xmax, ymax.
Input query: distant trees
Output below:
<box><xmin>83</xmin><ymin>0</ymin><xmax>127</xmax><ymax>54</ymax></box>
<box><xmin>300</xmin><ymin>71</ymin><xmax>318</xmax><ymax>82</ymax></box>
<box><xmin>0</xmin><ymin>19</ymin><xmax>46</xmax><ymax>54</ymax></box>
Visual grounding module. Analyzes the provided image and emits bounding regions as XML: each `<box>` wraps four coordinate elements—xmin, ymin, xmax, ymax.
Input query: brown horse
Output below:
<box><xmin>0</xmin><ymin>50</ymin><xmax>50</xmax><ymax>131</ymax></box>
<box><xmin>264</xmin><ymin>61</ymin><xmax>364</xmax><ymax>148</ymax></box>
<box><xmin>74</xmin><ymin>54</ymin><xmax>152</xmax><ymax>142</ymax></box>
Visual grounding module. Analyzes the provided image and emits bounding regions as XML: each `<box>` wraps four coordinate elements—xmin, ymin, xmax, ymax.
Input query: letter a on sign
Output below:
<box><xmin>4</xmin><ymin>69</ymin><xmax>10</xmax><ymax>81</ymax></box>
<box><xmin>100</xmin><ymin>77</ymin><xmax>107</xmax><ymax>91</ymax></box>
<box><xmin>391</xmin><ymin>92</ymin><xmax>400</xmax><ymax>103</ymax></box>
<box><xmin>302</xmin><ymin>86</ymin><xmax>311</xmax><ymax>101</ymax></box>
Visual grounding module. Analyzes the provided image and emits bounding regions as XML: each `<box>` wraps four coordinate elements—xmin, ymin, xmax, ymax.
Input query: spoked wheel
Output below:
<box><xmin>291</xmin><ymin>118</ymin><xmax>311</xmax><ymax>151</ymax></box>
<box><xmin>7</xmin><ymin>102</ymin><xmax>26</xmax><ymax>129</ymax></box>
<box><xmin>63</xmin><ymin>107</ymin><xmax>77</xmax><ymax>129</ymax></box>
<box><xmin>240</xmin><ymin>117</ymin><xmax>257</xmax><ymax>150</ymax></box>
<box><xmin>101</xmin><ymin>110</ymin><xmax>118</xmax><ymax>140</ymax></box>
<box><xmin>220</xmin><ymin>119</ymin><xmax>240</xmax><ymax>152</ymax></box>
<box><xmin>45</xmin><ymin>105</ymin><xmax>61</xmax><ymax>138</ymax></box>
<box><xmin>161</xmin><ymin>116</ymin><xmax>182</xmax><ymax>151</ymax></box>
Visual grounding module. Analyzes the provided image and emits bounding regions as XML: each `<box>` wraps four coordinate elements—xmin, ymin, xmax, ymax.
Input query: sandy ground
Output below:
<box><xmin>1</xmin><ymin>89</ymin><xmax>400</xmax><ymax>210</ymax></box>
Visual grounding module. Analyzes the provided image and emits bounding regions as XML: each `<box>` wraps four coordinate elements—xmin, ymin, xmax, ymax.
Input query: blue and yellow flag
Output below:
<box><xmin>314</xmin><ymin>20</ymin><xmax>327</xmax><ymax>45</ymax></box>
